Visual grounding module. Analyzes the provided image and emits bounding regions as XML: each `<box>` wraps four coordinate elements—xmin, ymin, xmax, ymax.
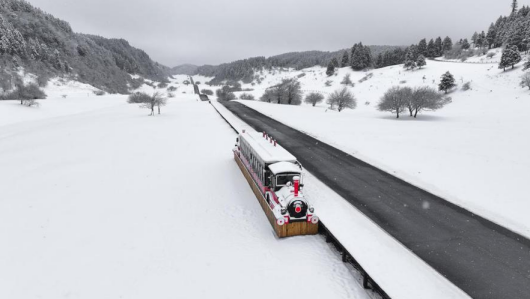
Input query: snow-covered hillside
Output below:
<box><xmin>0</xmin><ymin>78</ymin><xmax>370</xmax><ymax>299</ymax></box>
<box><xmin>206</xmin><ymin>58</ymin><xmax>530</xmax><ymax>239</ymax></box>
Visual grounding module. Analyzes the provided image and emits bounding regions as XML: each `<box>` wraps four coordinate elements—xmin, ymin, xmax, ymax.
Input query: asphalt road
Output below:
<box><xmin>222</xmin><ymin>101</ymin><xmax>530</xmax><ymax>299</ymax></box>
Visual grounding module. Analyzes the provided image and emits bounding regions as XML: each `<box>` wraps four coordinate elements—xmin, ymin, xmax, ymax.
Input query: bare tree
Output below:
<box><xmin>327</xmin><ymin>87</ymin><xmax>357</xmax><ymax>112</ymax></box>
<box><xmin>282</xmin><ymin>79</ymin><xmax>302</xmax><ymax>105</ymax></box>
<box><xmin>377</xmin><ymin>86</ymin><xmax>412</xmax><ymax>118</ymax></box>
<box><xmin>304</xmin><ymin>92</ymin><xmax>324</xmax><ymax>107</ymax></box>
<box><xmin>128</xmin><ymin>92</ymin><xmax>166</xmax><ymax>116</ymax></box>
<box><xmin>260</xmin><ymin>88</ymin><xmax>275</xmax><ymax>103</ymax></box>
<box><xmin>408</xmin><ymin>87</ymin><xmax>451</xmax><ymax>118</ymax></box>
<box><xmin>271</xmin><ymin>84</ymin><xmax>286</xmax><ymax>104</ymax></box>
<box><xmin>521</xmin><ymin>73</ymin><xmax>530</xmax><ymax>90</ymax></box>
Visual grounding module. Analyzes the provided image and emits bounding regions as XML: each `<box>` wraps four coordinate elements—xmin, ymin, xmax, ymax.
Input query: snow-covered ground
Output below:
<box><xmin>207</xmin><ymin>59</ymin><xmax>530</xmax><ymax>239</ymax></box>
<box><xmin>211</xmin><ymin>100</ymin><xmax>470</xmax><ymax>299</ymax></box>
<box><xmin>0</xmin><ymin>79</ymin><xmax>372</xmax><ymax>299</ymax></box>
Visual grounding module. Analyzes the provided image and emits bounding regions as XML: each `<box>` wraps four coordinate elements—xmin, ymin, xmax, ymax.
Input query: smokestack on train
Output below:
<box><xmin>294</xmin><ymin>176</ymin><xmax>300</xmax><ymax>197</ymax></box>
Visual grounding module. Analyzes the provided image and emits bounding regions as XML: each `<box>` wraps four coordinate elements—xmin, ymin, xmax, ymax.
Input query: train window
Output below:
<box><xmin>276</xmin><ymin>174</ymin><xmax>298</xmax><ymax>187</ymax></box>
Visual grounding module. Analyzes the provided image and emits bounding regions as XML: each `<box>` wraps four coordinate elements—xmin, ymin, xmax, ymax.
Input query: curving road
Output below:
<box><xmin>222</xmin><ymin>101</ymin><xmax>530</xmax><ymax>299</ymax></box>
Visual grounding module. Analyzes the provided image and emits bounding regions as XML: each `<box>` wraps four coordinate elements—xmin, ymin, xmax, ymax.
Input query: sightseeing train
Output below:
<box><xmin>233</xmin><ymin>130</ymin><xmax>319</xmax><ymax>237</ymax></box>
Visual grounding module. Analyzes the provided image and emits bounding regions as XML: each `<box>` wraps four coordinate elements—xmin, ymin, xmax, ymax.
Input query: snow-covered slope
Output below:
<box><xmin>218</xmin><ymin>59</ymin><xmax>530</xmax><ymax>239</ymax></box>
<box><xmin>0</xmin><ymin>84</ymin><xmax>370</xmax><ymax>299</ymax></box>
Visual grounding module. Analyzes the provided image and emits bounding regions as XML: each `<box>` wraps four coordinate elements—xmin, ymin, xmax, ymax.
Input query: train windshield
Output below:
<box><xmin>276</xmin><ymin>174</ymin><xmax>300</xmax><ymax>187</ymax></box>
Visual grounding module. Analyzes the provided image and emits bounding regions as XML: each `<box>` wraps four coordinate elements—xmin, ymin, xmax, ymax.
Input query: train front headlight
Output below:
<box><xmin>281</xmin><ymin>208</ymin><xmax>287</xmax><ymax>215</ymax></box>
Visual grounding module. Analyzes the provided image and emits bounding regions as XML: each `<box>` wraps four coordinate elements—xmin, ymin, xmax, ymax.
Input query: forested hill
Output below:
<box><xmin>172</xmin><ymin>46</ymin><xmax>400</xmax><ymax>83</ymax></box>
<box><xmin>0</xmin><ymin>0</ymin><xmax>168</xmax><ymax>94</ymax></box>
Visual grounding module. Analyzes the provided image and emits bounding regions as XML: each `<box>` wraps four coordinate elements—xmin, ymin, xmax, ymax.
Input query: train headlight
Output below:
<box><xmin>281</xmin><ymin>208</ymin><xmax>287</xmax><ymax>215</ymax></box>
<box><xmin>309</xmin><ymin>206</ymin><xmax>315</xmax><ymax>213</ymax></box>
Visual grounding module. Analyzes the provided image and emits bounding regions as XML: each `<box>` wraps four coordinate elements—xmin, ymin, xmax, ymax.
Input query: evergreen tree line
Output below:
<box><xmin>0</xmin><ymin>0</ymin><xmax>168</xmax><ymax>94</ymax></box>
<box><xmin>190</xmin><ymin>46</ymin><xmax>400</xmax><ymax>84</ymax></box>
<box><xmin>470</xmin><ymin>2</ymin><xmax>530</xmax><ymax>52</ymax></box>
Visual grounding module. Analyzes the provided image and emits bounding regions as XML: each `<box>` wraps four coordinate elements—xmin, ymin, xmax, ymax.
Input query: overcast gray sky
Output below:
<box><xmin>27</xmin><ymin>0</ymin><xmax>523</xmax><ymax>67</ymax></box>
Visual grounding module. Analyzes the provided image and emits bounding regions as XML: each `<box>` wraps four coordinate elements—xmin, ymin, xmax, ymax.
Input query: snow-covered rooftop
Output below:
<box><xmin>269</xmin><ymin>161</ymin><xmax>301</xmax><ymax>175</ymax></box>
<box><xmin>241</xmin><ymin>131</ymin><xmax>296</xmax><ymax>164</ymax></box>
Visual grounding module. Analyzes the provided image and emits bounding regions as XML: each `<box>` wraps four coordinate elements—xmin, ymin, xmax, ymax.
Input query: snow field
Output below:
<box><xmin>0</xmin><ymin>87</ymin><xmax>370</xmax><ymax>299</ymax></box>
<box><xmin>212</xmin><ymin>99</ymin><xmax>470</xmax><ymax>299</ymax></box>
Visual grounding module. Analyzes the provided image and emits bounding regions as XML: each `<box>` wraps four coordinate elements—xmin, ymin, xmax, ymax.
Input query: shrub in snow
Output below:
<box><xmin>341</xmin><ymin>74</ymin><xmax>354</xmax><ymax>86</ymax></box>
<box><xmin>359</xmin><ymin>73</ymin><xmax>373</xmax><ymax>83</ymax></box>
<box><xmin>216</xmin><ymin>86</ymin><xmax>236</xmax><ymax>101</ymax></box>
<box><xmin>406</xmin><ymin>86</ymin><xmax>452</xmax><ymax>118</ymax></box>
<box><xmin>157</xmin><ymin>82</ymin><xmax>168</xmax><ymax>89</ymax></box>
<box><xmin>487</xmin><ymin>52</ymin><xmax>496</xmax><ymax>59</ymax></box>
<box><xmin>93</xmin><ymin>90</ymin><xmax>106</xmax><ymax>96</ymax></box>
<box><xmin>462</xmin><ymin>82</ymin><xmax>472</xmax><ymax>91</ymax></box>
<box><xmin>520</xmin><ymin>73</ymin><xmax>530</xmax><ymax>90</ymax></box>
<box><xmin>324</xmin><ymin>80</ymin><xmax>333</xmax><ymax>87</ymax></box>
<box><xmin>304</xmin><ymin>92</ymin><xmax>324</xmax><ymax>107</ymax></box>
<box><xmin>36</xmin><ymin>74</ymin><xmax>50</xmax><ymax>88</ymax></box>
<box><xmin>438</xmin><ymin>72</ymin><xmax>456</xmax><ymax>94</ymax></box>
<box><xmin>327</xmin><ymin>87</ymin><xmax>356</xmax><ymax>112</ymax></box>
<box><xmin>201</xmin><ymin>89</ymin><xmax>213</xmax><ymax>96</ymax></box>
<box><xmin>377</xmin><ymin>86</ymin><xmax>411</xmax><ymax>118</ymax></box>
<box><xmin>167</xmin><ymin>86</ymin><xmax>178</xmax><ymax>92</ymax></box>
<box><xmin>128</xmin><ymin>92</ymin><xmax>166</xmax><ymax>116</ymax></box>
<box><xmin>168</xmin><ymin>92</ymin><xmax>175</xmax><ymax>98</ymax></box>
<box><xmin>23</xmin><ymin>99</ymin><xmax>40</xmax><ymax>107</ymax></box>
<box><xmin>239</xmin><ymin>93</ymin><xmax>255</xmax><ymax>101</ymax></box>
<box><xmin>195</xmin><ymin>81</ymin><xmax>201</xmax><ymax>85</ymax></box>
<box><xmin>400</xmin><ymin>80</ymin><xmax>407</xmax><ymax>84</ymax></box>
<box><xmin>326</xmin><ymin>61</ymin><xmax>335</xmax><ymax>77</ymax></box>
<box><xmin>183</xmin><ymin>80</ymin><xmax>190</xmax><ymax>85</ymax></box>
<box><xmin>3</xmin><ymin>83</ymin><xmax>47</xmax><ymax>105</ymax></box>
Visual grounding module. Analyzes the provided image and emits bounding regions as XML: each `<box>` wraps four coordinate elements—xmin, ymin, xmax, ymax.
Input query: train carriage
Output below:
<box><xmin>233</xmin><ymin>130</ymin><xmax>319</xmax><ymax>238</ymax></box>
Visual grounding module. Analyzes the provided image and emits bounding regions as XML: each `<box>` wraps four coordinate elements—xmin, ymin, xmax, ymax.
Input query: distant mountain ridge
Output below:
<box><xmin>171</xmin><ymin>46</ymin><xmax>401</xmax><ymax>83</ymax></box>
<box><xmin>0</xmin><ymin>0</ymin><xmax>168</xmax><ymax>94</ymax></box>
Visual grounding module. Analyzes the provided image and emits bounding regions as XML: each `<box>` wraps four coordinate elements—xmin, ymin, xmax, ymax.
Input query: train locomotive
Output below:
<box><xmin>233</xmin><ymin>130</ymin><xmax>319</xmax><ymax>237</ymax></box>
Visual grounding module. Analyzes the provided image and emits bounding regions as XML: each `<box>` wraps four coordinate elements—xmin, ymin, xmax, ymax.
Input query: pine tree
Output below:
<box><xmin>351</xmin><ymin>42</ymin><xmax>371</xmax><ymax>71</ymax></box>
<box><xmin>506</xmin><ymin>20</ymin><xmax>526</xmax><ymax>51</ymax></box>
<box><xmin>326</xmin><ymin>61</ymin><xmax>335</xmax><ymax>76</ymax></box>
<box><xmin>442</xmin><ymin>36</ymin><xmax>453</xmax><ymax>52</ymax></box>
<box><xmin>376</xmin><ymin>53</ymin><xmax>383</xmax><ymax>68</ymax></box>
<box><xmin>434</xmin><ymin>37</ymin><xmax>443</xmax><ymax>57</ymax></box>
<box><xmin>416</xmin><ymin>55</ymin><xmax>427</xmax><ymax>69</ymax></box>
<box><xmin>486</xmin><ymin>23</ymin><xmax>496</xmax><ymax>49</ymax></box>
<box><xmin>472</xmin><ymin>32</ymin><xmax>479</xmax><ymax>47</ymax></box>
<box><xmin>331</xmin><ymin>57</ymin><xmax>339</xmax><ymax>68</ymax></box>
<box><xmin>418</xmin><ymin>39</ymin><xmax>427</xmax><ymax>56</ymax></box>
<box><xmin>404</xmin><ymin>50</ymin><xmax>417</xmax><ymax>70</ymax></box>
<box><xmin>53</xmin><ymin>49</ymin><xmax>63</xmax><ymax>71</ymax></box>
<box><xmin>498</xmin><ymin>46</ymin><xmax>521</xmax><ymax>71</ymax></box>
<box><xmin>341</xmin><ymin>51</ymin><xmax>349</xmax><ymax>67</ymax></box>
<box><xmin>439</xmin><ymin>71</ymin><xmax>456</xmax><ymax>94</ymax></box>
<box><xmin>0</xmin><ymin>35</ymin><xmax>9</xmax><ymax>54</ymax></box>
<box><xmin>427</xmin><ymin>39</ymin><xmax>436</xmax><ymax>58</ymax></box>
<box><xmin>512</xmin><ymin>0</ymin><xmax>518</xmax><ymax>14</ymax></box>
<box><xmin>508</xmin><ymin>45</ymin><xmax>522</xmax><ymax>68</ymax></box>
<box><xmin>462</xmin><ymin>39</ymin><xmax>471</xmax><ymax>50</ymax></box>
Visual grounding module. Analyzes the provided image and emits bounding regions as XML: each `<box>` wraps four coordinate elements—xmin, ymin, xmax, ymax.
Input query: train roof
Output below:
<box><xmin>269</xmin><ymin>161</ymin><xmax>301</xmax><ymax>175</ymax></box>
<box><xmin>241</xmin><ymin>131</ymin><xmax>297</xmax><ymax>164</ymax></box>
